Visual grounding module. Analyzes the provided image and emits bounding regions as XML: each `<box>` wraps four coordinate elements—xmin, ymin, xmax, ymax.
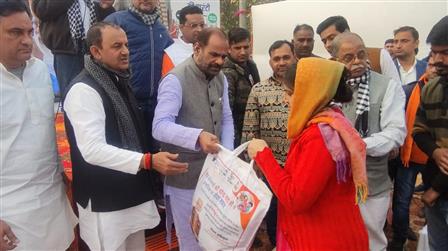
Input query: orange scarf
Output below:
<box><xmin>288</xmin><ymin>58</ymin><xmax>343</xmax><ymax>139</ymax></box>
<box><xmin>288</xmin><ymin>58</ymin><xmax>368</xmax><ymax>204</ymax></box>
<box><xmin>308</xmin><ymin>109</ymin><xmax>368</xmax><ymax>204</ymax></box>
<box><xmin>400</xmin><ymin>74</ymin><xmax>429</xmax><ymax>167</ymax></box>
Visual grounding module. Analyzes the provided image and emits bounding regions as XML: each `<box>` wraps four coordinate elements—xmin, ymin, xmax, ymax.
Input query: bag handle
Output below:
<box><xmin>217</xmin><ymin>142</ymin><xmax>250</xmax><ymax>156</ymax></box>
<box><xmin>217</xmin><ymin>144</ymin><xmax>260</xmax><ymax>181</ymax></box>
<box><xmin>231</xmin><ymin>141</ymin><xmax>250</xmax><ymax>156</ymax></box>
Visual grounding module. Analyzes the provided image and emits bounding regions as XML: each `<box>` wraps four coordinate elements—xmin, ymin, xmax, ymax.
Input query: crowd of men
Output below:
<box><xmin>1</xmin><ymin>0</ymin><xmax>448</xmax><ymax>251</ymax></box>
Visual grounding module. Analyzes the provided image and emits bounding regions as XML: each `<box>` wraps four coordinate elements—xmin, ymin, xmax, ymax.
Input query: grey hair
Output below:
<box><xmin>331</xmin><ymin>32</ymin><xmax>366</xmax><ymax>58</ymax></box>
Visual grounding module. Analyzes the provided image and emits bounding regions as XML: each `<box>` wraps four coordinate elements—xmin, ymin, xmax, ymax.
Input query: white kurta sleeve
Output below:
<box><xmin>220</xmin><ymin>76</ymin><xmax>235</xmax><ymax>150</ymax></box>
<box><xmin>363</xmin><ymin>79</ymin><xmax>407</xmax><ymax>157</ymax></box>
<box><xmin>380</xmin><ymin>48</ymin><xmax>401</xmax><ymax>83</ymax></box>
<box><xmin>64</xmin><ymin>83</ymin><xmax>143</xmax><ymax>174</ymax></box>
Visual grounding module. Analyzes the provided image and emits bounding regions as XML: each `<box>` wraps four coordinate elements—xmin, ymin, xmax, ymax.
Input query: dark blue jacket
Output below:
<box><xmin>393</xmin><ymin>58</ymin><xmax>427</xmax><ymax>84</ymax></box>
<box><xmin>106</xmin><ymin>10</ymin><xmax>173</xmax><ymax>102</ymax></box>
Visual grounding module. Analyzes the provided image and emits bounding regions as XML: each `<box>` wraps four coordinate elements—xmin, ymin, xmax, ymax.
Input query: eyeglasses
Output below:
<box><xmin>184</xmin><ymin>23</ymin><xmax>206</xmax><ymax>29</ymax></box>
<box><xmin>338</xmin><ymin>50</ymin><xmax>367</xmax><ymax>64</ymax></box>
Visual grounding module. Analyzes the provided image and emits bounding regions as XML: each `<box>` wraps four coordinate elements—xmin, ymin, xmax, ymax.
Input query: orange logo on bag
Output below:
<box><xmin>234</xmin><ymin>186</ymin><xmax>260</xmax><ymax>230</ymax></box>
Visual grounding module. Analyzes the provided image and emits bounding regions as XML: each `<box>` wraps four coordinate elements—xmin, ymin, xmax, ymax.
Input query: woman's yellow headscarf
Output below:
<box><xmin>287</xmin><ymin>58</ymin><xmax>345</xmax><ymax>139</ymax></box>
<box><xmin>286</xmin><ymin>57</ymin><xmax>368</xmax><ymax>204</ymax></box>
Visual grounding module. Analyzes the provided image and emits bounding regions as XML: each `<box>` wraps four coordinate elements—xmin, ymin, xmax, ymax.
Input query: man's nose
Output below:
<box><xmin>22</xmin><ymin>33</ymin><xmax>33</xmax><ymax>47</ymax></box>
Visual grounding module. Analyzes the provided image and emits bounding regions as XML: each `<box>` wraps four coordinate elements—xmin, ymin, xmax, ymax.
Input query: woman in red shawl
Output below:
<box><xmin>248</xmin><ymin>58</ymin><xmax>369</xmax><ymax>250</ymax></box>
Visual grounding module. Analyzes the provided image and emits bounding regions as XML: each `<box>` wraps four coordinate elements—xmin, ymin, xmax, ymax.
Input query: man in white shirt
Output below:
<box><xmin>332</xmin><ymin>32</ymin><xmax>406</xmax><ymax>251</ymax></box>
<box><xmin>63</xmin><ymin>22</ymin><xmax>188</xmax><ymax>251</ymax></box>
<box><xmin>161</xmin><ymin>5</ymin><xmax>204</xmax><ymax>75</ymax></box>
<box><xmin>393</xmin><ymin>26</ymin><xmax>427</xmax><ymax>85</ymax></box>
<box><xmin>0</xmin><ymin>1</ymin><xmax>77</xmax><ymax>250</ymax></box>
<box><xmin>316</xmin><ymin>15</ymin><xmax>401</xmax><ymax>83</ymax></box>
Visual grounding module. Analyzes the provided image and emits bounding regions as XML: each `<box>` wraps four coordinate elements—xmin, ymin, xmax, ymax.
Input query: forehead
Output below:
<box><xmin>338</xmin><ymin>38</ymin><xmax>365</xmax><ymax>54</ymax></box>
<box><xmin>101</xmin><ymin>26</ymin><xmax>127</xmax><ymax>43</ymax></box>
<box><xmin>204</xmin><ymin>33</ymin><xmax>228</xmax><ymax>51</ymax></box>
<box><xmin>321</xmin><ymin>25</ymin><xmax>340</xmax><ymax>38</ymax></box>
<box><xmin>185</xmin><ymin>13</ymin><xmax>204</xmax><ymax>23</ymax></box>
<box><xmin>271</xmin><ymin>44</ymin><xmax>293</xmax><ymax>57</ymax></box>
<box><xmin>394</xmin><ymin>31</ymin><xmax>413</xmax><ymax>39</ymax></box>
<box><xmin>230</xmin><ymin>39</ymin><xmax>250</xmax><ymax>47</ymax></box>
<box><xmin>294</xmin><ymin>29</ymin><xmax>313</xmax><ymax>38</ymax></box>
<box><xmin>0</xmin><ymin>11</ymin><xmax>32</xmax><ymax>29</ymax></box>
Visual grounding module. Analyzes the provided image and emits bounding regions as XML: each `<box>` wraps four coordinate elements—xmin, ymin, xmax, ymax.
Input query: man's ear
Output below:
<box><xmin>90</xmin><ymin>45</ymin><xmax>101</xmax><ymax>60</ymax></box>
<box><xmin>193</xmin><ymin>42</ymin><xmax>201</xmax><ymax>55</ymax></box>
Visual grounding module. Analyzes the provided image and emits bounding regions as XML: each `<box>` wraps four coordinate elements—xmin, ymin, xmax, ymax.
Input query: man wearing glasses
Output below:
<box><xmin>332</xmin><ymin>32</ymin><xmax>406</xmax><ymax>251</ymax></box>
<box><xmin>161</xmin><ymin>5</ymin><xmax>205</xmax><ymax>75</ymax></box>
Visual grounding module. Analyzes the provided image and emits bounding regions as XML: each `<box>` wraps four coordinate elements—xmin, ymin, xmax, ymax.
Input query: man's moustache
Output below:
<box><xmin>351</xmin><ymin>65</ymin><xmax>365</xmax><ymax>71</ymax></box>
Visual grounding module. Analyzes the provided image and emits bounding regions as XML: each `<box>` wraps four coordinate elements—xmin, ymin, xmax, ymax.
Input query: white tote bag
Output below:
<box><xmin>191</xmin><ymin>142</ymin><xmax>272</xmax><ymax>251</ymax></box>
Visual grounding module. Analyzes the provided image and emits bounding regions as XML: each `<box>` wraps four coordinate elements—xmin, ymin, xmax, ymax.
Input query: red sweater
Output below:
<box><xmin>254</xmin><ymin>125</ymin><xmax>368</xmax><ymax>251</ymax></box>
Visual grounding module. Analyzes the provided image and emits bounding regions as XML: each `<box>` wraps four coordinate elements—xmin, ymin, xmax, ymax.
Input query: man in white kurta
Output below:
<box><xmin>63</xmin><ymin>22</ymin><xmax>188</xmax><ymax>251</ymax></box>
<box><xmin>0</xmin><ymin>2</ymin><xmax>77</xmax><ymax>250</ymax></box>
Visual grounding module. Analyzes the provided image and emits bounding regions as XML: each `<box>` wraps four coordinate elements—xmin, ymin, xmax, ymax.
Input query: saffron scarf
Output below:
<box><xmin>400</xmin><ymin>74</ymin><xmax>429</xmax><ymax>167</ymax></box>
<box><xmin>288</xmin><ymin>58</ymin><xmax>368</xmax><ymax>204</ymax></box>
<box><xmin>287</xmin><ymin>58</ymin><xmax>343</xmax><ymax>139</ymax></box>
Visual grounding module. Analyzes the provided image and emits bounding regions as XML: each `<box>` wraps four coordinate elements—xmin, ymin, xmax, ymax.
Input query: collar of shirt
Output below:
<box><xmin>397</xmin><ymin>58</ymin><xmax>417</xmax><ymax>74</ymax></box>
<box><xmin>269</xmin><ymin>75</ymin><xmax>285</xmax><ymax>87</ymax></box>
<box><xmin>398</xmin><ymin>58</ymin><xmax>417</xmax><ymax>85</ymax></box>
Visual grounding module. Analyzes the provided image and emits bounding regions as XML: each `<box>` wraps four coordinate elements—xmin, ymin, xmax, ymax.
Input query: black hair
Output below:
<box><xmin>197</xmin><ymin>27</ymin><xmax>227</xmax><ymax>47</ymax></box>
<box><xmin>284</xmin><ymin>63</ymin><xmax>297</xmax><ymax>92</ymax></box>
<box><xmin>178</xmin><ymin>5</ymin><xmax>203</xmax><ymax>25</ymax></box>
<box><xmin>0</xmin><ymin>0</ymin><xmax>30</xmax><ymax>18</ymax></box>
<box><xmin>316</xmin><ymin>16</ymin><xmax>350</xmax><ymax>35</ymax></box>
<box><xmin>268</xmin><ymin>40</ymin><xmax>294</xmax><ymax>56</ymax></box>
<box><xmin>293</xmin><ymin>24</ymin><xmax>314</xmax><ymax>35</ymax></box>
<box><xmin>384</xmin><ymin>39</ymin><xmax>394</xmax><ymax>45</ymax></box>
<box><xmin>394</xmin><ymin>26</ymin><xmax>419</xmax><ymax>40</ymax></box>
<box><xmin>86</xmin><ymin>22</ymin><xmax>121</xmax><ymax>52</ymax></box>
<box><xmin>333</xmin><ymin>68</ymin><xmax>353</xmax><ymax>103</ymax></box>
<box><xmin>426</xmin><ymin>16</ymin><xmax>448</xmax><ymax>46</ymax></box>
<box><xmin>228</xmin><ymin>27</ymin><xmax>250</xmax><ymax>45</ymax></box>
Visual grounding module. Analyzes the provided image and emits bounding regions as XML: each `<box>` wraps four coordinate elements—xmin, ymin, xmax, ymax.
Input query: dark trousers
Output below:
<box><xmin>391</xmin><ymin>161</ymin><xmax>425</xmax><ymax>243</ymax></box>
<box><xmin>426</xmin><ymin>197</ymin><xmax>448</xmax><ymax>251</ymax></box>
<box><xmin>138</xmin><ymin>98</ymin><xmax>159</xmax><ymax>153</ymax></box>
<box><xmin>54</xmin><ymin>53</ymin><xmax>84</xmax><ymax>97</ymax></box>
<box><xmin>266</xmin><ymin>195</ymin><xmax>277</xmax><ymax>246</ymax></box>
<box><xmin>261</xmin><ymin>175</ymin><xmax>277</xmax><ymax>246</ymax></box>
